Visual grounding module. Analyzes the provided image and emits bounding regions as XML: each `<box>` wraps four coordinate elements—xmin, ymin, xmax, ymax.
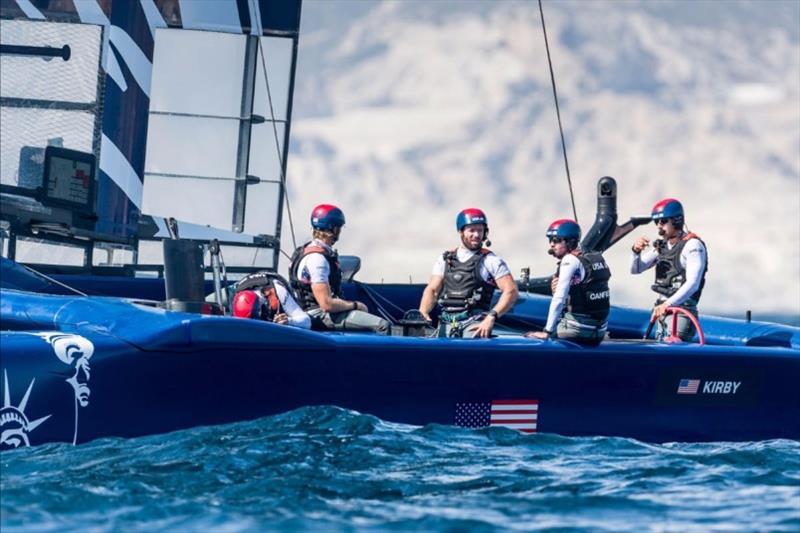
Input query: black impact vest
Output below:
<box><xmin>438</xmin><ymin>248</ymin><xmax>496</xmax><ymax>315</ymax></box>
<box><xmin>651</xmin><ymin>233</ymin><xmax>707</xmax><ymax>303</ymax></box>
<box><xmin>289</xmin><ymin>242</ymin><xmax>342</xmax><ymax>311</ymax></box>
<box><xmin>560</xmin><ymin>252</ymin><xmax>611</xmax><ymax>321</ymax></box>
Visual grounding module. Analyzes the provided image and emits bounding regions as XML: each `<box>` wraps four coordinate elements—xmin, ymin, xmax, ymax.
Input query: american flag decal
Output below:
<box><xmin>455</xmin><ymin>400</ymin><xmax>539</xmax><ymax>433</ymax></box>
<box><xmin>677</xmin><ymin>379</ymin><xmax>700</xmax><ymax>394</ymax></box>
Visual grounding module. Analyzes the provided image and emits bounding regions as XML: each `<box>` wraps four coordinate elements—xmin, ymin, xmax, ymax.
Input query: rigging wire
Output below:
<box><xmin>252</xmin><ymin>2</ymin><xmax>298</xmax><ymax>260</ymax></box>
<box><xmin>20</xmin><ymin>261</ymin><xmax>87</xmax><ymax>297</ymax></box>
<box><xmin>354</xmin><ymin>282</ymin><xmax>402</xmax><ymax>323</ymax></box>
<box><xmin>357</xmin><ymin>282</ymin><xmax>407</xmax><ymax>315</ymax></box>
<box><xmin>538</xmin><ymin>0</ymin><xmax>578</xmax><ymax>223</ymax></box>
<box><xmin>253</xmin><ymin>247</ymin><xmax>294</xmax><ymax>268</ymax></box>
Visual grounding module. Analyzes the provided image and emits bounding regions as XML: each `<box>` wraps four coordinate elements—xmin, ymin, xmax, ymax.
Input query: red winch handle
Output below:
<box><xmin>666</xmin><ymin>306</ymin><xmax>705</xmax><ymax>345</ymax></box>
<box><xmin>643</xmin><ymin>306</ymin><xmax>705</xmax><ymax>345</ymax></box>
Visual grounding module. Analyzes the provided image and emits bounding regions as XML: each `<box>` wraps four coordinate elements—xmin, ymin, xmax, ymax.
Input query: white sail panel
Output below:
<box><xmin>143</xmin><ymin>175</ymin><xmax>235</xmax><ymax>231</ymax></box>
<box><xmin>248</xmin><ymin>122</ymin><xmax>285</xmax><ymax>181</ymax></box>
<box><xmin>143</xmin><ymin>115</ymin><xmax>239</xmax><ymax>179</ymax></box>
<box><xmin>253</xmin><ymin>36</ymin><xmax>293</xmax><ymax>122</ymax></box>
<box><xmin>243</xmin><ymin>181</ymin><xmax>280</xmax><ymax>236</ymax></box>
<box><xmin>142</xmin><ymin>27</ymin><xmax>294</xmax><ymax>246</ymax></box>
<box><xmin>143</xmin><ymin>29</ymin><xmax>247</xmax><ymax>229</ymax></box>
<box><xmin>148</xmin><ymin>29</ymin><xmax>245</xmax><ymax>117</ymax></box>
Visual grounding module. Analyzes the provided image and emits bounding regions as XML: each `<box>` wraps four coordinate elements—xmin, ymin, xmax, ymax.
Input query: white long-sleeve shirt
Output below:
<box><xmin>630</xmin><ymin>237</ymin><xmax>707</xmax><ymax>307</ymax></box>
<box><xmin>274</xmin><ymin>281</ymin><xmax>311</xmax><ymax>329</ymax></box>
<box><xmin>545</xmin><ymin>254</ymin><xmax>584</xmax><ymax>332</ymax></box>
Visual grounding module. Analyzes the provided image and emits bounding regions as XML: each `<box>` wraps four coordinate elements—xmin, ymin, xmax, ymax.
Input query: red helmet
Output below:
<box><xmin>310</xmin><ymin>204</ymin><xmax>346</xmax><ymax>231</ymax></box>
<box><xmin>651</xmin><ymin>198</ymin><xmax>684</xmax><ymax>221</ymax></box>
<box><xmin>456</xmin><ymin>208</ymin><xmax>488</xmax><ymax>231</ymax></box>
<box><xmin>546</xmin><ymin>219</ymin><xmax>581</xmax><ymax>241</ymax></box>
<box><xmin>232</xmin><ymin>290</ymin><xmax>265</xmax><ymax>319</ymax></box>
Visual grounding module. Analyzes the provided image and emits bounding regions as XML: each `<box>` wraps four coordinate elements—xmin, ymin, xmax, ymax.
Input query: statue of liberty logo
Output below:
<box><xmin>1</xmin><ymin>332</ymin><xmax>97</xmax><ymax>447</ymax></box>
<box><xmin>0</xmin><ymin>370</ymin><xmax>51</xmax><ymax>449</ymax></box>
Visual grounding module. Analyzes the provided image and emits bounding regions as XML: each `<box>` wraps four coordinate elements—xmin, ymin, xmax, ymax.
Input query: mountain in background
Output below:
<box><xmin>282</xmin><ymin>0</ymin><xmax>800</xmax><ymax>316</ymax></box>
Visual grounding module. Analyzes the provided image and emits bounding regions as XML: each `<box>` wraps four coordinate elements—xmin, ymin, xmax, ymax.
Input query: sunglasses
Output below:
<box><xmin>653</xmin><ymin>218</ymin><xmax>671</xmax><ymax>226</ymax></box>
<box><xmin>548</xmin><ymin>237</ymin><xmax>566</xmax><ymax>244</ymax></box>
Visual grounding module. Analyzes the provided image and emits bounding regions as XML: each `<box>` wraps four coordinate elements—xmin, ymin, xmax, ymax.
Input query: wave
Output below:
<box><xmin>2</xmin><ymin>406</ymin><xmax>799</xmax><ymax>531</ymax></box>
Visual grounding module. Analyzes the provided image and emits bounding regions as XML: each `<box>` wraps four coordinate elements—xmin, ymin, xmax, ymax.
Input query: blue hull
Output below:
<box><xmin>1</xmin><ymin>283</ymin><xmax>798</xmax><ymax>447</ymax></box>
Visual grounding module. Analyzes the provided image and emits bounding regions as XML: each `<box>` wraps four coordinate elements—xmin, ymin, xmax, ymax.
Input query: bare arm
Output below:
<box><xmin>492</xmin><ymin>274</ymin><xmax>519</xmax><ymax>316</ymax></box>
<box><xmin>473</xmin><ymin>274</ymin><xmax>519</xmax><ymax>338</ymax></box>
<box><xmin>418</xmin><ymin>275</ymin><xmax>444</xmax><ymax>321</ymax></box>
<box><xmin>311</xmin><ymin>282</ymin><xmax>367</xmax><ymax>313</ymax></box>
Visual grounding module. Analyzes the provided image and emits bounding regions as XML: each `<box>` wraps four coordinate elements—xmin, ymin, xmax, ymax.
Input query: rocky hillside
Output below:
<box><xmin>283</xmin><ymin>0</ymin><xmax>800</xmax><ymax>315</ymax></box>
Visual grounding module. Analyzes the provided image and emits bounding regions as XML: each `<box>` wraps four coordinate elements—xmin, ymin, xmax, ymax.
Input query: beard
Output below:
<box><xmin>461</xmin><ymin>234</ymin><xmax>482</xmax><ymax>251</ymax></box>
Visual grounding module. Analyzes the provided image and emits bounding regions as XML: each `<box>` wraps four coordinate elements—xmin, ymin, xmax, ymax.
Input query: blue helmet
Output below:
<box><xmin>651</xmin><ymin>198</ymin><xmax>684</xmax><ymax>221</ymax></box>
<box><xmin>456</xmin><ymin>208</ymin><xmax>488</xmax><ymax>231</ymax></box>
<box><xmin>310</xmin><ymin>204</ymin><xmax>346</xmax><ymax>231</ymax></box>
<box><xmin>546</xmin><ymin>219</ymin><xmax>581</xmax><ymax>241</ymax></box>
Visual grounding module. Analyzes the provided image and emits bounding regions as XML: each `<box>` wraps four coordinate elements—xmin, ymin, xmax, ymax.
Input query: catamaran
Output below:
<box><xmin>1</xmin><ymin>0</ymin><xmax>798</xmax><ymax>449</ymax></box>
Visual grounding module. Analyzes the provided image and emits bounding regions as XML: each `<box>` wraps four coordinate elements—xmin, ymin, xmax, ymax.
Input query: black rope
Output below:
<box><xmin>538</xmin><ymin>0</ymin><xmax>578</xmax><ymax>223</ymax></box>
<box><xmin>253</xmin><ymin>3</ymin><xmax>298</xmax><ymax>256</ymax></box>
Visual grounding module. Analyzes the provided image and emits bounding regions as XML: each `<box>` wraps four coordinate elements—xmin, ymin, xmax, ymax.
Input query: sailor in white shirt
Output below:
<box><xmin>289</xmin><ymin>204</ymin><xmax>390</xmax><ymax>334</ymax></box>
<box><xmin>419</xmin><ymin>208</ymin><xmax>518</xmax><ymax>338</ymax></box>
<box><xmin>527</xmin><ymin>219</ymin><xmax>610</xmax><ymax>345</ymax></box>
<box><xmin>631</xmin><ymin>198</ymin><xmax>708</xmax><ymax>341</ymax></box>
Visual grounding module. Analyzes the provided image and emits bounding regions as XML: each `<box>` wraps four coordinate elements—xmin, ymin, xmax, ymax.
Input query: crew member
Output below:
<box><xmin>419</xmin><ymin>208</ymin><xmax>518</xmax><ymax>338</ymax></box>
<box><xmin>232</xmin><ymin>271</ymin><xmax>310</xmax><ymax>329</ymax></box>
<box><xmin>630</xmin><ymin>198</ymin><xmax>708</xmax><ymax>341</ymax></box>
<box><xmin>526</xmin><ymin>219</ymin><xmax>610</xmax><ymax>345</ymax></box>
<box><xmin>289</xmin><ymin>204</ymin><xmax>390</xmax><ymax>334</ymax></box>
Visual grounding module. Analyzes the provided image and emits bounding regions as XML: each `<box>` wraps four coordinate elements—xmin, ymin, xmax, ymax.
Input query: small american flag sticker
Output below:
<box><xmin>677</xmin><ymin>379</ymin><xmax>700</xmax><ymax>394</ymax></box>
<box><xmin>455</xmin><ymin>400</ymin><xmax>539</xmax><ymax>433</ymax></box>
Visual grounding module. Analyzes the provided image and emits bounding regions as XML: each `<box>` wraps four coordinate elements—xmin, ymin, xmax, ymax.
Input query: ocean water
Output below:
<box><xmin>1</xmin><ymin>407</ymin><xmax>798</xmax><ymax>532</ymax></box>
